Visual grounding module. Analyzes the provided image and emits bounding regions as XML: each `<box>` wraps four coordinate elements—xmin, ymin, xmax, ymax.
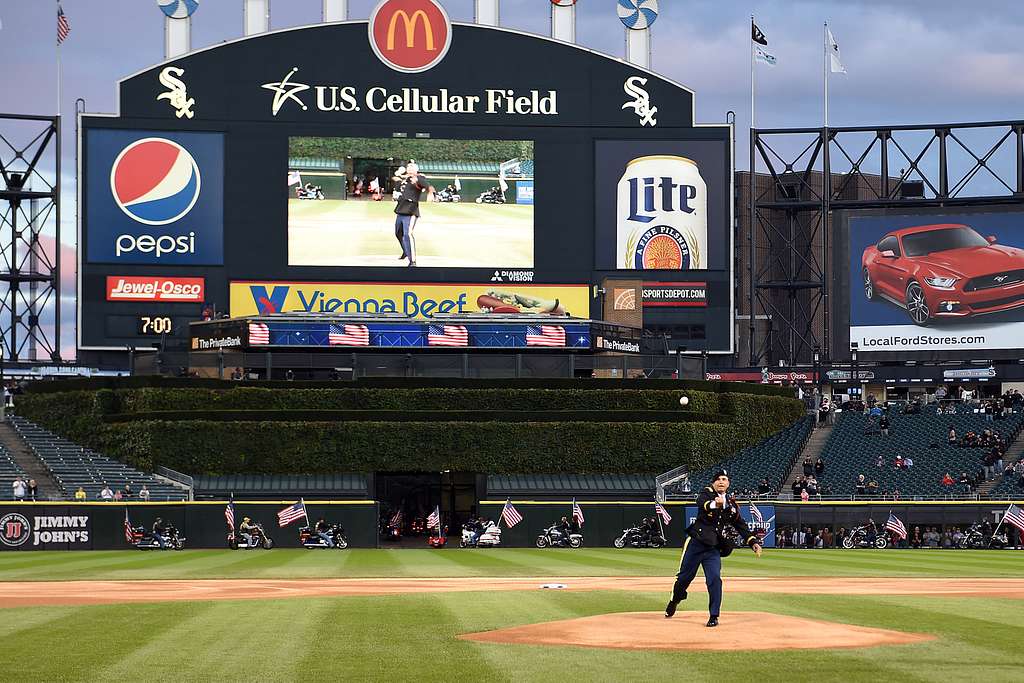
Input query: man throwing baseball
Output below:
<box><xmin>664</xmin><ymin>469</ymin><xmax>762</xmax><ymax>627</ymax></box>
<box><xmin>393</xmin><ymin>161</ymin><xmax>434</xmax><ymax>267</ymax></box>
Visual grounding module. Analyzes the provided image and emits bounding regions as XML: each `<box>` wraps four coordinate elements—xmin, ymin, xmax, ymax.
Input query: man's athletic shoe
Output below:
<box><xmin>706</xmin><ymin>616</ymin><xmax>719</xmax><ymax>627</ymax></box>
<box><xmin>664</xmin><ymin>601</ymin><xmax>678</xmax><ymax>618</ymax></box>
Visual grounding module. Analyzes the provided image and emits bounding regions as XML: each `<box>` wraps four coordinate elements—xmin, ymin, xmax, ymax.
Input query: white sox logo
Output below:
<box><xmin>157</xmin><ymin>67</ymin><xmax>196</xmax><ymax>119</ymax></box>
<box><xmin>622</xmin><ymin>76</ymin><xmax>658</xmax><ymax>127</ymax></box>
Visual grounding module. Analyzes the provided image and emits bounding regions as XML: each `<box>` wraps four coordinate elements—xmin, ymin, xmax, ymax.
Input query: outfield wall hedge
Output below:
<box><xmin>15</xmin><ymin>381</ymin><xmax>804</xmax><ymax>476</ymax></box>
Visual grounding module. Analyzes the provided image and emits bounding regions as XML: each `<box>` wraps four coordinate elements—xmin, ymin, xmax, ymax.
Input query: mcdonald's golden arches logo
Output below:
<box><xmin>369</xmin><ymin>0</ymin><xmax>452</xmax><ymax>73</ymax></box>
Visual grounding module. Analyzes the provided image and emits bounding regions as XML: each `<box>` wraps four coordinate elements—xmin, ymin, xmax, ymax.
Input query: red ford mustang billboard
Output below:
<box><xmin>850</xmin><ymin>212</ymin><xmax>1024</xmax><ymax>352</ymax></box>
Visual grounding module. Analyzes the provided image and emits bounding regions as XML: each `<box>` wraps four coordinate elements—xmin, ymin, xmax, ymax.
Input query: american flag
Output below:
<box><xmin>329</xmin><ymin>324</ymin><xmax>369</xmax><ymax>346</ymax></box>
<box><xmin>57</xmin><ymin>4</ymin><xmax>71</xmax><ymax>45</ymax></box>
<box><xmin>225</xmin><ymin>496</ymin><xmax>235</xmax><ymax>529</ymax></box>
<box><xmin>526</xmin><ymin>325</ymin><xmax>566</xmax><ymax>347</ymax></box>
<box><xmin>427</xmin><ymin>324</ymin><xmax>468</xmax><ymax>347</ymax></box>
<box><xmin>427</xmin><ymin>505</ymin><xmax>440</xmax><ymax>530</ymax></box>
<box><xmin>749</xmin><ymin>503</ymin><xmax>763</xmax><ymax>524</ymax></box>
<box><xmin>885</xmin><ymin>511</ymin><xmax>907</xmax><ymax>540</ymax></box>
<box><xmin>249</xmin><ymin>322</ymin><xmax>270</xmax><ymax>345</ymax></box>
<box><xmin>500</xmin><ymin>499</ymin><xmax>523</xmax><ymax>527</ymax></box>
<box><xmin>572</xmin><ymin>498</ymin><xmax>585</xmax><ymax>527</ymax></box>
<box><xmin>124</xmin><ymin>509</ymin><xmax>134</xmax><ymax>544</ymax></box>
<box><xmin>277</xmin><ymin>499</ymin><xmax>307</xmax><ymax>527</ymax></box>
<box><xmin>655</xmin><ymin>502</ymin><xmax>672</xmax><ymax>525</ymax></box>
<box><xmin>1003</xmin><ymin>504</ymin><xmax>1024</xmax><ymax>533</ymax></box>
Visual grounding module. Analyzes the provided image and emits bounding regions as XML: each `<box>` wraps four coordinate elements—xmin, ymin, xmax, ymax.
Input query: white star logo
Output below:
<box><xmin>261</xmin><ymin>67</ymin><xmax>310</xmax><ymax>116</ymax></box>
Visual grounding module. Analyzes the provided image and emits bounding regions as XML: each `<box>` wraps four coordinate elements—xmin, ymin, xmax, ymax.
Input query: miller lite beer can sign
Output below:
<box><xmin>616</xmin><ymin>156</ymin><xmax>707</xmax><ymax>270</ymax></box>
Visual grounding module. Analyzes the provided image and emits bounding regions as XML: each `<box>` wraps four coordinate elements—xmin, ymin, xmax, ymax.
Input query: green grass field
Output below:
<box><xmin>289</xmin><ymin>199</ymin><xmax>533</xmax><ymax>268</ymax></box>
<box><xmin>1</xmin><ymin>549</ymin><xmax>1022</xmax><ymax>682</ymax></box>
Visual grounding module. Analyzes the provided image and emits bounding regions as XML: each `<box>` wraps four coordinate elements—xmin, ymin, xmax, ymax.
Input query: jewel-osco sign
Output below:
<box><xmin>369</xmin><ymin>0</ymin><xmax>452</xmax><ymax>73</ymax></box>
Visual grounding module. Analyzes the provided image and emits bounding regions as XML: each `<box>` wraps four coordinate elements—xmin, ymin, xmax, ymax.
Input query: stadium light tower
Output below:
<box><xmin>323</xmin><ymin>0</ymin><xmax>347</xmax><ymax>22</ymax></box>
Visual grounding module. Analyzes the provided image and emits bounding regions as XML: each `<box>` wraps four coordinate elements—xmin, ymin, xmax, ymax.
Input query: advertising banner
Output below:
<box><xmin>642</xmin><ymin>281</ymin><xmax>707</xmax><ymax>307</ymax></box>
<box><xmin>85</xmin><ymin>129</ymin><xmax>224</xmax><ymax>265</ymax></box>
<box><xmin>106</xmin><ymin>276</ymin><xmax>205</xmax><ymax>302</ymax></box>
<box><xmin>850</xmin><ymin>211</ymin><xmax>1024</xmax><ymax>352</ymax></box>
<box><xmin>685</xmin><ymin>503</ymin><xmax>776</xmax><ymax>548</ymax></box>
<box><xmin>230</xmin><ymin>281</ymin><xmax>591</xmax><ymax>319</ymax></box>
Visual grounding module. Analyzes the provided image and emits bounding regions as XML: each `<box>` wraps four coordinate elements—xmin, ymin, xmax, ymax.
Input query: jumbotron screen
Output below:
<box><xmin>287</xmin><ymin>137</ymin><xmax>534</xmax><ymax>268</ymax></box>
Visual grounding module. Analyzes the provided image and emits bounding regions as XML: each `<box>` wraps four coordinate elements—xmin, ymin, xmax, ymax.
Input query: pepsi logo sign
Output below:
<box><xmin>110</xmin><ymin>138</ymin><xmax>201</xmax><ymax>226</ymax></box>
<box><xmin>369</xmin><ymin>0</ymin><xmax>452</xmax><ymax>73</ymax></box>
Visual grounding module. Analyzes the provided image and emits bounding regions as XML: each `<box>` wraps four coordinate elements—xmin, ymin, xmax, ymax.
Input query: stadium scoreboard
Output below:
<box><xmin>78</xmin><ymin>13</ymin><xmax>733</xmax><ymax>362</ymax></box>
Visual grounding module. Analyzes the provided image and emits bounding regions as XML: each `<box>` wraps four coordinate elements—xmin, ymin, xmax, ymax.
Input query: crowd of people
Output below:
<box><xmin>776</xmin><ymin>521</ymin><xmax>1023</xmax><ymax>549</ymax></box>
<box><xmin>72</xmin><ymin>482</ymin><xmax>151</xmax><ymax>502</ymax></box>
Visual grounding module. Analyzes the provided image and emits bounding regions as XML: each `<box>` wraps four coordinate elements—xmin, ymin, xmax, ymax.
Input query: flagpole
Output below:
<box><xmin>750</xmin><ymin>15</ymin><xmax>756</xmax><ymax>131</ymax></box>
<box><xmin>991</xmin><ymin>507</ymin><xmax>1008</xmax><ymax>547</ymax></box>
<box><xmin>56</xmin><ymin>1</ymin><xmax>62</xmax><ymax>117</ymax></box>
<box><xmin>823</xmin><ymin>22</ymin><xmax>829</xmax><ymax>129</ymax></box>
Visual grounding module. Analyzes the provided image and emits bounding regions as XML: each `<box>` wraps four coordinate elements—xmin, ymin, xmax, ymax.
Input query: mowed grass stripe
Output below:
<box><xmin>2</xmin><ymin>549</ymin><xmax>1023</xmax><ymax>582</ymax></box>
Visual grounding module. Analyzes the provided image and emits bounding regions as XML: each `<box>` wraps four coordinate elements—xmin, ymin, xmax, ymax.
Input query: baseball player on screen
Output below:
<box><xmin>393</xmin><ymin>161</ymin><xmax>434</xmax><ymax>267</ymax></box>
<box><xmin>664</xmin><ymin>469</ymin><xmax>763</xmax><ymax>627</ymax></box>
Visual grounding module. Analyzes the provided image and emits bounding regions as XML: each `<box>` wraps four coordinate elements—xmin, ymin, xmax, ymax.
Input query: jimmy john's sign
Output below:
<box><xmin>0</xmin><ymin>512</ymin><xmax>91</xmax><ymax>548</ymax></box>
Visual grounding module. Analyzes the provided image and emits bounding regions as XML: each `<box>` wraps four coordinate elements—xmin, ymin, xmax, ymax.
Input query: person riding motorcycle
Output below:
<box><xmin>239</xmin><ymin>517</ymin><xmax>257</xmax><ymax>547</ymax></box>
<box><xmin>152</xmin><ymin>517</ymin><xmax>168</xmax><ymax>549</ymax></box>
<box><xmin>643</xmin><ymin>516</ymin><xmax>661</xmax><ymax>543</ymax></box>
<box><xmin>556</xmin><ymin>516</ymin><xmax>573</xmax><ymax>545</ymax></box>
<box><xmin>864</xmin><ymin>518</ymin><xmax>878</xmax><ymax>544</ymax></box>
<box><xmin>466</xmin><ymin>517</ymin><xmax>485</xmax><ymax>545</ymax></box>
<box><xmin>316</xmin><ymin>518</ymin><xmax>335</xmax><ymax>548</ymax></box>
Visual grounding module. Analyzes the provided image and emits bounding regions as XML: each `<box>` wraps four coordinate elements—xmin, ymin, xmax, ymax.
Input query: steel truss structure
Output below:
<box><xmin>0</xmin><ymin>114</ymin><xmax>62</xmax><ymax>363</ymax></box>
<box><xmin>748</xmin><ymin>120</ymin><xmax>1024</xmax><ymax>366</ymax></box>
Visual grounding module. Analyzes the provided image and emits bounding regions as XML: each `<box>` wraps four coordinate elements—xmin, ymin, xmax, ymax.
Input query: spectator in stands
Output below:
<box><xmin>948</xmin><ymin>427</ymin><xmax>957</xmax><ymax>445</ymax></box>
<box><xmin>984</xmin><ymin>401</ymin><xmax>994</xmax><ymax>422</ymax></box>
<box><xmin>894</xmin><ymin>455</ymin><xmax>904</xmax><ymax>469</ymax></box>
<box><xmin>792</xmin><ymin>477</ymin><xmax>806</xmax><ymax>498</ymax></box>
<box><xmin>800</xmin><ymin>488</ymin><xmax>809</xmax><ymax>502</ymax></box>
<box><xmin>113</xmin><ymin>489</ymin><xmax>123</xmax><ymax>502</ymax></box>
<box><xmin>820</xmin><ymin>527</ymin><xmax>833</xmax><ymax>547</ymax></box>
<box><xmin>855</xmin><ymin>474</ymin><xmax>866</xmax><ymax>496</ymax></box>
<box><xmin>940</xmin><ymin>529</ymin><xmax>953</xmax><ymax>548</ymax></box>
<box><xmin>924</xmin><ymin>527</ymin><xmax>940</xmax><ymax>548</ymax></box>
<box><xmin>952</xmin><ymin>527</ymin><xmax>964</xmax><ymax>546</ymax></box>
<box><xmin>805</xmin><ymin>476</ymin><xmax>818</xmax><ymax>497</ymax></box>
<box><xmin>904</xmin><ymin>456</ymin><xmax>914</xmax><ymax>469</ymax></box>
<box><xmin>935</xmin><ymin>385</ymin><xmax>947</xmax><ymax>402</ymax></box>
<box><xmin>26</xmin><ymin>479</ymin><xmax>37</xmax><ymax>501</ymax></box>
<box><xmin>140</xmin><ymin>485</ymin><xmax>150</xmax><ymax>502</ymax></box>
<box><xmin>910</xmin><ymin>526</ymin><xmax>922</xmax><ymax>548</ymax></box>
<box><xmin>100</xmin><ymin>484</ymin><xmax>113</xmax><ymax>501</ymax></box>
<box><xmin>680</xmin><ymin>475</ymin><xmax>691</xmax><ymax>494</ymax></box>
<box><xmin>12</xmin><ymin>476</ymin><xmax>26</xmax><ymax>501</ymax></box>
<box><xmin>123</xmin><ymin>482</ymin><xmax>134</xmax><ymax>499</ymax></box>
<box><xmin>793</xmin><ymin>527</ymin><xmax>806</xmax><ymax>547</ymax></box>
<box><xmin>866</xmin><ymin>480</ymin><xmax>879</xmax><ymax>495</ymax></box>
<box><xmin>818</xmin><ymin>395</ymin><xmax>831</xmax><ymax>425</ymax></box>
<box><xmin>879</xmin><ymin>413</ymin><xmax>890</xmax><ymax>436</ymax></box>
<box><xmin>942</xmin><ymin>472</ymin><xmax>955</xmax><ymax>487</ymax></box>
<box><xmin>814</xmin><ymin>457</ymin><xmax>825</xmax><ymax>477</ymax></box>
<box><xmin>802</xmin><ymin>456</ymin><xmax>814</xmax><ymax>476</ymax></box>
<box><xmin>958</xmin><ymin>472</ymin><xmax>971</xmax><ymax>494</ymax></box>
<box><xmin>756</xmin><ymin>479</ymin><xmax>770</xmax><ymax>496</ymax></box>
<box><xmin>74</xmin><ymin>486</ymin><xmax>86</xmax><ymax>501</ymax></box>
<box><xmin>875</xmin><ymin>455</ymin><xmax>884</xmax><ymax>469</ymax></box>
<box><xmin>835</xmin><ymin>527</ymin><xmax>846</xmax><ymax>547</ymax></box>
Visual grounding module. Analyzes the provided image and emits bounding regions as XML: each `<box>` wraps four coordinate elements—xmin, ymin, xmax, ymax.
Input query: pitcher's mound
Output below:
<box><xmin>461</xmin><ymin>611</ymin><xmax>934</xmax><ymax>651</ymax></box>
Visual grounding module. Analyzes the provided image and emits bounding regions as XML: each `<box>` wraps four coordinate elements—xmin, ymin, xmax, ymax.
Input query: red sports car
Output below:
<box><xmin>862</xmin><ymin>223</ymin><xmax>1024</xmax><ymax>326</ymax></box>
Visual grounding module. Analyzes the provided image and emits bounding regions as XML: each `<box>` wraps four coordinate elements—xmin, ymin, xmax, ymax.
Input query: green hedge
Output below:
<box><xmin>104</xmin><ymin>409</ymin><xmax>731</xmax><ymax>425</ymax></box>
<box><xmin>15</xmin><ymin>383</ymin><xmax>804</xmax><ymax>476</ymax></box>
<box><xmin>95</xmin><ymin>420</ymin><xmax>744</xmax><ymax>476</ymax></box>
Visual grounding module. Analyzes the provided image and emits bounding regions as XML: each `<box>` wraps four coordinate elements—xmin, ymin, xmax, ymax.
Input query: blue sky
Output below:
<box><xmin>1</xmin><ymin>1</ymin><xmax>1023</xmax><ymax>358</ymax></box>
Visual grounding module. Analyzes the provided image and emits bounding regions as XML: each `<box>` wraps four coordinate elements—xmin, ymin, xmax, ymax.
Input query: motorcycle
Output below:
<box><xmin>298</xmin><ymin>523</ymin><xmax>348</xmax><ymax>549</ymax></box>
<box><xmin>130</xmin><ymin>524</ymin><xmax>185</xmax><ymax>551</ymax></box>
<box><xmin>959</xmin><ymin>524</ymin><xmax>1009</xmax><ymax>549</ymax></box>
<box><xmin>475</xmin><ymin>188</ymin><xmax>505</xmax><ymax>204</ymax></box>
<box><xmin>842</xmin><ymin>525</ymin><xmax>888</xmax><ymax>549</ymax></box>
<box><xmin>428</xmin><ymin>526</ymin><xmax>449</xmax><ymax>548</ymax></box>
<box><xmin>228</xmin><ymin>523</ymin><xmax>274</xmax><ymax>550</ymax></box>
<box><xmin>296</xmin><ymin>184</ymin><xmax>325</xmax><ymax>200</ymax></box>
<box><xmin>460</xmin><ymin>522</ymin><xmax>502</xmax><ymax>548</ymax></box>
<box><xmin>613</xmin><ymin>526</ymin><xmax>665</xmax><ymax>549</ymax></box>
<box><xmin>435</xmin><ymin>188</ymin><xmax>461</xmax><ymax>203</ymax></box>
<box><xmin>536</xmin><ymin>525</ymin><xmax>583</xmax><ymax>549</ymax></box>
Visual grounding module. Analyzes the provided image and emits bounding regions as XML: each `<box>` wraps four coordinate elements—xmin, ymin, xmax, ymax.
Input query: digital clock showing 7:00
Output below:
<box><xmin>137</xmin><ymin>316</ymin><xmax>173</xmax><ymax>335</ymax></box>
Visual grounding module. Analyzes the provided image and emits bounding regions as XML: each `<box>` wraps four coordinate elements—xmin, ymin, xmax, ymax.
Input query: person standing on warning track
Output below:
<box><xmin>393</xmin><ymin>161</ymin><xmax>434</xmax><ymax>267</ymax></box>
<box><xmin>665</xmin><ymin>469</ymin><xmax>762</xmax><ymax>627</ymax></box>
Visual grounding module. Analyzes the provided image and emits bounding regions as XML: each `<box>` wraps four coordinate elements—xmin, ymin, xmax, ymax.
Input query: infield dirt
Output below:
<box><xmin>0</xmin><ymin>576</ymin><xmax>1021</xmax><ymax>608</ymax></box>
<box><xmin>460</xmin><ymin>611</ymin><xmax>936</xmax><ymax>651</ymax></box>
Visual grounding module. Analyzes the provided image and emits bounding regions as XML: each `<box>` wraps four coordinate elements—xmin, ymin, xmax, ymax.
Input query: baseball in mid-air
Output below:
<box><xmin>679</xmin><ymin>396</ymin><xmax>689</xmax><ymax>406</ymax></box>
